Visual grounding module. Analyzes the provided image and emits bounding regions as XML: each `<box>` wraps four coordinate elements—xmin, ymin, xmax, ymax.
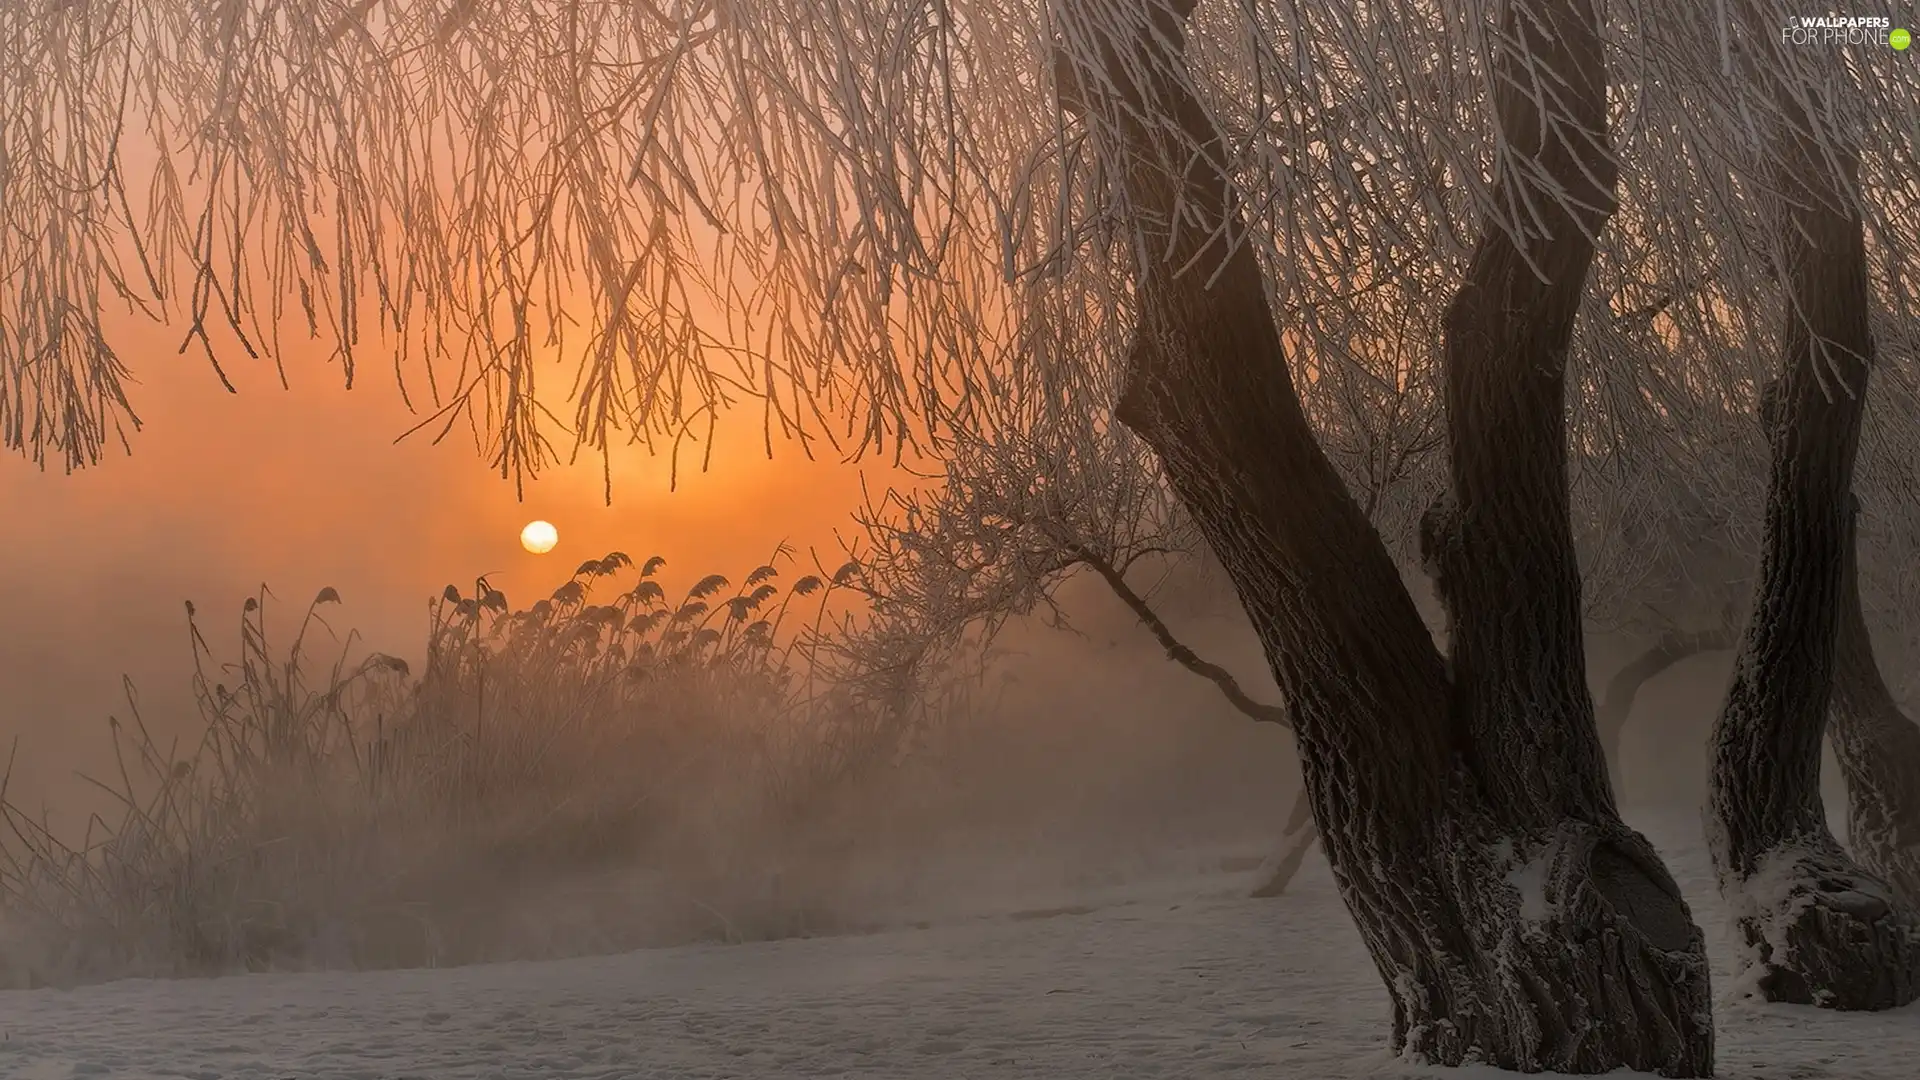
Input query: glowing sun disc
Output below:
<box><xmin>520</xmin><ymin>520</ymin><xmax>559</xmax><ymax>554</ymax></box>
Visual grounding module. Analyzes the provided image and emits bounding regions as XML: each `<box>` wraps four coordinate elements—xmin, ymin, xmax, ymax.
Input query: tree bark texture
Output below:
<box><xmin>1056</xmin><ymin>0</ymin><xmax>1711</xmax><ymax>1072</ymax></box>
<box><xmin>1703</xmin><ymin>48</ymin><xmax>1920</xmax><ymax>1009</ymax></box>
<box><xmin>1828</xmin><ymin>499</ymin><xmax>1920</xmax><ymax>906</ymax></box>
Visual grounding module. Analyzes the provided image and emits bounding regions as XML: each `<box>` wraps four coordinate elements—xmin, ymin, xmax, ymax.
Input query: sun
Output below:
<box><xmin>519</xmin><ymin>520</ymin><xmax>559</xmax><ymax>554</ymax></box>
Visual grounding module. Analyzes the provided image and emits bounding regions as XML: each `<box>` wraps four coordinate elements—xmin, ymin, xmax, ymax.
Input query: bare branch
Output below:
<box><xmin>1066</xmin><ymin>542</ymin><xmax>1285</xmax><ymax>727</ymax></box>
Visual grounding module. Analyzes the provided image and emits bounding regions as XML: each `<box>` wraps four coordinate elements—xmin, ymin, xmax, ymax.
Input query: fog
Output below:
<box><xmin>1</xmin><ymin>351</ymin><xmax>1826</xmax><ymax>984</ymax></box>
<box><xmin>0</xmin><ymin>325</ymin><xmax>1862</xmax><ymax>991</ymax></box>
<box><xmin>0</xmin><ymin>349</ymin><xmax>1308</xmax><ymax>980</ymax></box>
<box><xmin>0</xmin><ymin>344</ymin><xmax>875</xmax><ymax>814</ymax></box>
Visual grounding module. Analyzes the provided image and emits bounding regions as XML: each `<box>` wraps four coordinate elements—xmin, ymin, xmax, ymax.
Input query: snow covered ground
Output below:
<box><xmin>2</xmin><ymin>812</ymin><xmax>1913</xmax><ymax>1080</ymax></box>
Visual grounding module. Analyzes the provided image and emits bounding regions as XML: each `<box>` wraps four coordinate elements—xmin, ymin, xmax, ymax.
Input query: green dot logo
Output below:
<box><xmin>1895</xmin><ymin>28</ymin><xmax>1913</xmax><ymax>50</ymax></box>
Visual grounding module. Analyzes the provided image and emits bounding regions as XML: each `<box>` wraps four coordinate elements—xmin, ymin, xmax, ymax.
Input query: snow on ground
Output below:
<box><xmin>2</xmin><ymin>812</ymin><xmax>1913</xmax><ymax>1080</ymax></box>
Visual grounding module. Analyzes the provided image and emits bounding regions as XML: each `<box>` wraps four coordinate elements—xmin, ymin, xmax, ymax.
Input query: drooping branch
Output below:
<box><xmin>1067</xmin><ymin>544</ymin><xmax>1287</xmax><ymax>727</ymax></box>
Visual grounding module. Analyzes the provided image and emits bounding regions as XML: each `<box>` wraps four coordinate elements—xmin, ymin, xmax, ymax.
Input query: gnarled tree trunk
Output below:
<box><xmin>1703</xmin><ymin>40</ymin><xmax>1920</xmax><ymax>1010</ymax></box>
<box><xmin>1829</xmin><ymin>500</ymin><xmax>1920</xmax><ymax>906</ymax></box>
<box><xmin>1055</xmin><ymin>0</ymin><xmax>1711</xmax><ymax>1072</ymax></box>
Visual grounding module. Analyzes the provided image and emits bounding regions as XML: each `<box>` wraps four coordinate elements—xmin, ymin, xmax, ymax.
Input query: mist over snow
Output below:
<box><xmin>5</xmin><ymin>809</ymin><xmax>1914</xmax><ymax>1079</ymax></box>
<box><xmin>7</xmin><ymin>0</ymin><xmax>1920</xmax><ymax>1074</ymax></box>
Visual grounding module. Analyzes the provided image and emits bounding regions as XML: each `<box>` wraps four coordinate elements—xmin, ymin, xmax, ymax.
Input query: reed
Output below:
<box><xmin>0</xmin><ymin>547</ymin><xmax>925</xmax><ymax>987</ymax></box>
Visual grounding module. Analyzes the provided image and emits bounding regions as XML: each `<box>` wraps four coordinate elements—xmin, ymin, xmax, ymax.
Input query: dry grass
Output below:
<box><xmin>0</xmin><ymin>547</ymin><xmax>929</xmax><ymax>988</ymax></box>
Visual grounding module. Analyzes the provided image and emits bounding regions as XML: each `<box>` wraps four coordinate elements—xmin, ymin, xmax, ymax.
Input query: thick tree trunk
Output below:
<box><xmin>1056</xmin><ymin>1</ymin><xmax>1710</xmax><ymax>1072</ymax></box>
<box><xmin>1829</xmin><ymin>500</ymin><xmax>1920</xmax><ymax>906</ymax></box>
<box><xmin>1703</xmin><ymin>44</ymin><xmax>1920</xmax><ymax>1009</ymax></box>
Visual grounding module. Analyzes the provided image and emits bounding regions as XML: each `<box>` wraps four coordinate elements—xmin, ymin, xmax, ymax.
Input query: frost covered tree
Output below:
<box><xmin>1700</xmin><ymin>29</ymin><xmax>1920</xmax><ymax>1006</ymax></box>
<box><xmin>9</xmin><ymin>0</ymin><xmax>1920</xmax><ymax>1071</ymax></box>
<box><xmin>1830</xmin><ymin>498</ymin><xmax>1920</xmax><ymax>909</ymax></box>
<box><xmin>1052</xmin><ymin>0</ymin><xmax>1718</xmax><ymax>1070</ymax></box>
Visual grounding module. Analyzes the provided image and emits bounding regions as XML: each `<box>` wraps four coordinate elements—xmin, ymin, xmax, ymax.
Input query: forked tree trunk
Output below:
<box><xmin>1055</xmin><ymin>0</ymin><xmax>1710</xmax><ymax>1072</ymax></box>
<box><xmin>1703</xmin><ymin>43</ymin><xmax>1920</xmax><ymax>1009</ymax></box>
<box><xmin>1827</xmin><ymin>500</ymin><xmax>1920</xmax><ymax>905</ymax></box>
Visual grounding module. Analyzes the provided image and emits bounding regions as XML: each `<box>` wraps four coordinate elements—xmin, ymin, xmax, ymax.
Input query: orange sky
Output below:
<box><xmin>0</xmin><ymin>322</ymin><xmax>915</xmax><ymax>812</ymax></box>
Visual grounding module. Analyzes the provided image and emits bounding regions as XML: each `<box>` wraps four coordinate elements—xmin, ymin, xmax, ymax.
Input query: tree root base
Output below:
<box><xmin>1739</xmin><ymin>863</ymin><xmax>1920</xmax><ymax>1010</ymax></box>
<box><xmin>1374</xmin><ymin>822</ymin><xmax>1715</xmax><ymax>1077</ymax></box>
